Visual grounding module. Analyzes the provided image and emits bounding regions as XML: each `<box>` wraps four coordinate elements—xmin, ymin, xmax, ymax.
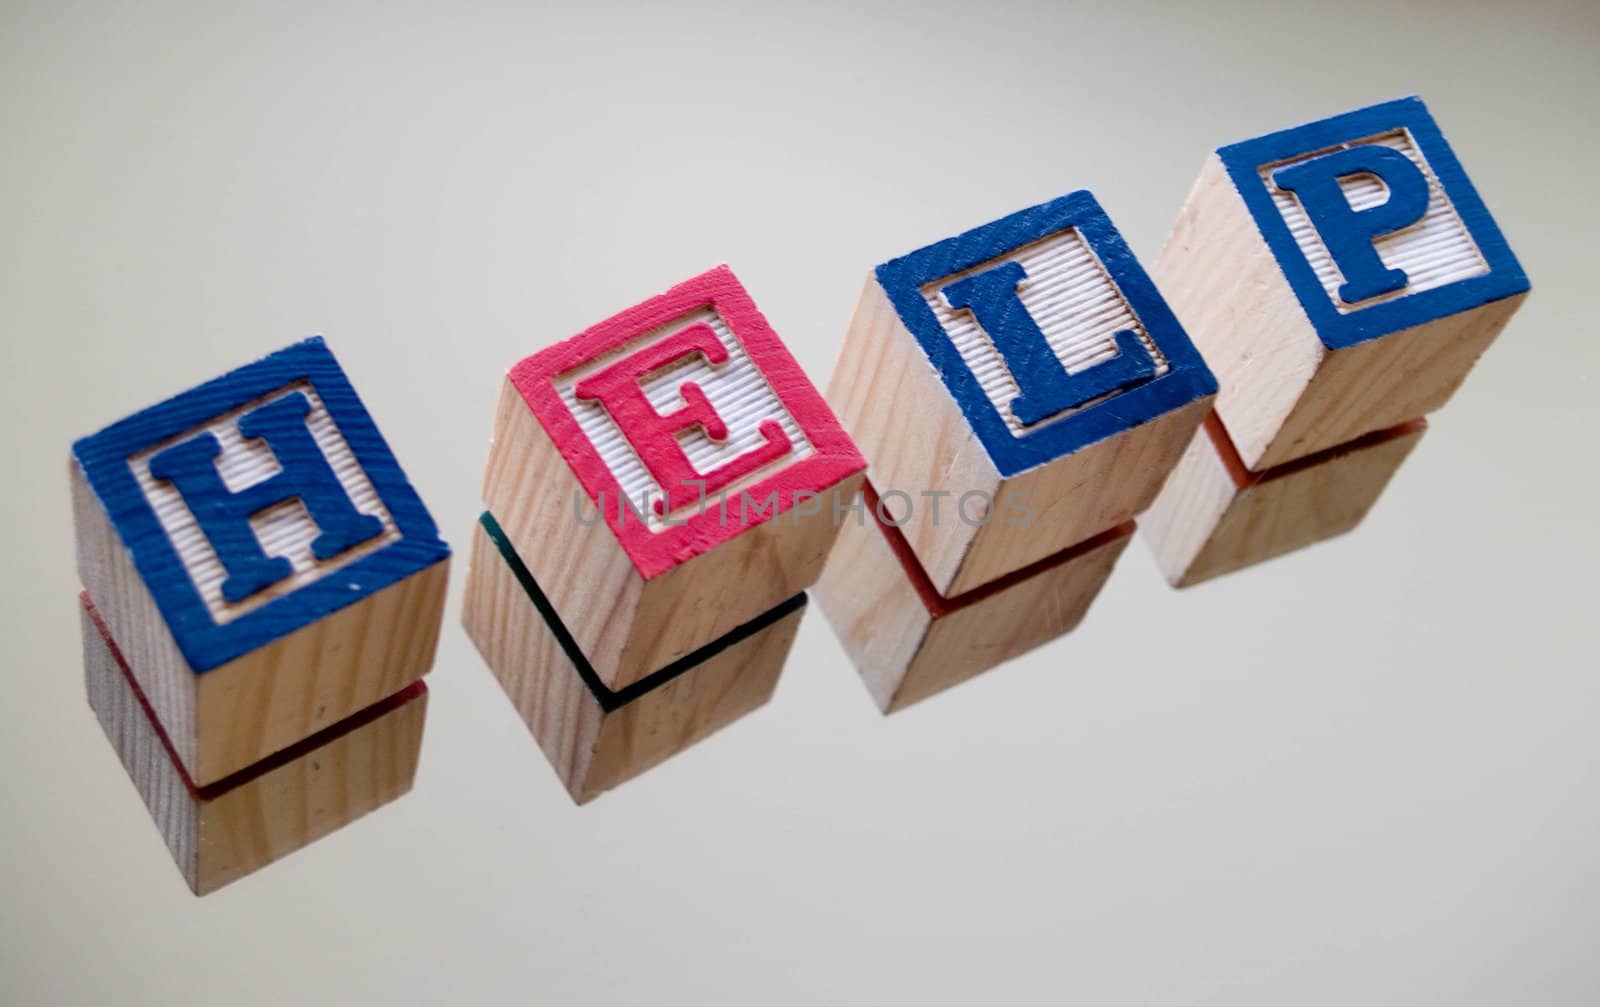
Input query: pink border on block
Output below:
<box><xmin>508</xmin><ymin>264</ymin><xmax>866</xmax><ymax>580</ymax></box>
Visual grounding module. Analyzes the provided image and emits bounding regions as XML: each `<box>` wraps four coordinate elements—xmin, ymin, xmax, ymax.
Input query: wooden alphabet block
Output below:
<box><xmin>817</xmin><ymin>483</ymin><xmax>1131</xmax><ymax>713</ymax></box>
<box><xmin>830</xmin><ymin>190</ymin><xmax>1217</xmax><ymax>596</ymax></box>
<box><xmin>483</xmin><ymin>265</ymin><xmax>863</xmax><ymax>692</ymax></box>
<box><xmin>70</xmin><ymin>337</ymin><xmax>450</xmax><ymax>785</ymax></box>
<box><xmin>1142</xmin><ymin>414</ymin><xmax>1426</xmax><ymax>587</ymax></box>
<box><xmin>462</xmin><ymin>512</ymin><xmax>803</xmax><ymax>804</ymax></box>
<box><xmin>1155</xmin><ymin>96</ymin><xmax>1528</xmax><ymax>471</ymax></box>
<box><xmin>82</xmin><ymin>593</ymin><xmax>426</xmax><ymax>896</ymax></box>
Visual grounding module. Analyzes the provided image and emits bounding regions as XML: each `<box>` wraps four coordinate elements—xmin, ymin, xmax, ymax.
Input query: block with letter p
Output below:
<box><xmin>1159</xmin><ymin>95</ymin><xmax>1529</xmax><ymax>471</ymax></box>
<box><xmin>70</xmin><ymin>337</ymin><xmax>451</xmax><ymax>785</ymax></box>
<box><xmin>482</xmin><ymin>265</ymin><xmax>865</xmax><ymax>692</ymax></box>
<box><xmin>1142</xmin><ymin>96</ymin><xmax>1530</xmax><ymax>586</ymax></box>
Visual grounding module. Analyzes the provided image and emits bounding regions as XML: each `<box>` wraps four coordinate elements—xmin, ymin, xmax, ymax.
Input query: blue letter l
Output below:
<box><xmin>941</xmin><ymin>260</ymin><xmax>1156</xmax><ymax>427</ymax></box>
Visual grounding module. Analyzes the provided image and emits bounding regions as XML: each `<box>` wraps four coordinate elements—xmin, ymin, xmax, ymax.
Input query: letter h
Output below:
<box><xmin>148</xmin><ymin>390</ymin><xmax>382</xmax><ymax>603</ymax></box>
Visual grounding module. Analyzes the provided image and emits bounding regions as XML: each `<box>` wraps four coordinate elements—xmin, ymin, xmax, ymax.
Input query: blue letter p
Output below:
<box><xmin>1271</xmin><ymin>144</ymin><xmax>1430</xmax><ymax>305</ymax></box>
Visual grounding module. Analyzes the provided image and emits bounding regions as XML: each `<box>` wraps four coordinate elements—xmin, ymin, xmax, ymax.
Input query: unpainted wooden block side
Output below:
<box><xmin>1154</xmin><ymin>152</ymin><xmax>1325</xmax><ymax>472</ymax></box>
<box><xmin>1258</xmin><ymin>289</ymin><xmax>1525</xmax><ymax>468</ymax></box>
<box><xmin>74</xmin><ymin>458</ymin><xmax>199</xmax><ymax>771</ymax></box>
<box><xmin>1137</xmin><ymin>420</ymin><xmax>1241</xmax><ymax>586</ymax></box>
<box><xmin>484</xmin><ymin>373</ymin><xmax>647</xmax><ymax>690</ymax></box>
<box><xmin>827</xmin><ymin>275</ymin><xmax>1002</xmax><ymax>597</ymax></box>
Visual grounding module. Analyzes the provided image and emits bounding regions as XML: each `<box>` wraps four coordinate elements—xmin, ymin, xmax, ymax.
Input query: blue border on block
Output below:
<box><xmin>1217</xmin><ymin>95</ymin><xmax>1529</xmax><ymax>351</ymax></box>
<box><xmin>71</xmin><ymin>337</ymin><xmax>450</xmax><ymax>673</ymax></box>
<box><xmin>873</xmin><ymin>190</ymin><xmax>1218</xmax><ymax>479</ymax></box>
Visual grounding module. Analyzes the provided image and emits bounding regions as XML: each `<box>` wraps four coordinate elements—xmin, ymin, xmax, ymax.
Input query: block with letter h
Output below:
<box><xmin>70</xmin><ymin>337</ymin><xmax>449</xmax><ymax>892</ymax></box>
<box><xmin>817</xmin><ymin>191</ymin><xmax>1218</xmax><ymax>711</ymax></box>
<box><xmin>467</xmin><ymin>265</ymin><xmax>864</xmax><ymax>802</ymax></box>
<box><xmin>1142</xmin><ymin>96</ymin><xmax>1529</xmax><ymax>585</ymax></box>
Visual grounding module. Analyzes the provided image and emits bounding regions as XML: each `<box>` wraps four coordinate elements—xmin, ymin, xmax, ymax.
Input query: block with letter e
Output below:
<box><xmin>481</xmin><ymin>265</ymin><xmax>865</xmax><ymax>693</ymax></box>
<box><xmin>1143</xmin><ymin>96</ymin><xmax>1529</xmax><ymax>585</ymax></box>
<box><xmin>71</xmin><ymin>337</ymin><xmax>451</xmax><ymax>787</ymax></box>
<box><xmin>818</xmin><ymin>191</ymin><xmax>1216</xmax><ymax>710</ymax></box>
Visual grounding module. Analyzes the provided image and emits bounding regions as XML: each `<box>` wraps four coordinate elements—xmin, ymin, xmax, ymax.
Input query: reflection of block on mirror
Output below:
<box><xmin>462</xmin><ymin>512</ymin><xmax>804</xmax><ymax>805</ymax></box>
<box><xmin>816</xmin><ymin>483</ymin><xmax>1132</xmax><ymax>714</ymax></box>
<box><xmin>81</xmin><ymin>592</ymin><xmax>427</xmax><ymax>896</ymax></box>
<box><xmin>1141</xmin><ymin>412</ymin><xmax>1426</xmax><ymax>587</ymax></box>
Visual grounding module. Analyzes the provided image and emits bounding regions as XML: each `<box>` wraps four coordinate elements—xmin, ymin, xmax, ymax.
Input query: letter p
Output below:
<box><xmin>1271</xmin><ymin>144</ymin><xmax>1431</xmax><ymax>305</ymax></box>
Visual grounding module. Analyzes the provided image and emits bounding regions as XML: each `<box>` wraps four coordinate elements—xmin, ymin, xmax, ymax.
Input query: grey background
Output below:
<box><xmin>2</xmin><ymin>2</ymin><xmax>1596</xmax><ymax>1004</ymax></box>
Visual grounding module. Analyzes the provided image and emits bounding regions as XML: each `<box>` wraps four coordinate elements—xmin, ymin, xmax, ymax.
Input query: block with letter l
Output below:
<box><xmin>818</xmin><ymin>191</ymin><xmax>1215</xmax><ymax>709</ymax></box>
<box><xmin>828</xmin><ymin>190</ymin><xmax>1218</xmax><ymax>598</ymax></box>
<box><xmin>482</xmin><ymin>265</ymin><xmax>865</xmax><ymax>692</ymax></box>
<box><xmin>70</xmin><ymin>337</ymin><xmax>450</xmax><ymax>785</ymax></box>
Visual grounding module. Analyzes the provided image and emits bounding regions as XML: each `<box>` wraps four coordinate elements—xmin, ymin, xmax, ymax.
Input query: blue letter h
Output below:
<box><xmin>149</xmin><ymin>391</ymin><xmax>383</xmax><ymax>604</ymax></box>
